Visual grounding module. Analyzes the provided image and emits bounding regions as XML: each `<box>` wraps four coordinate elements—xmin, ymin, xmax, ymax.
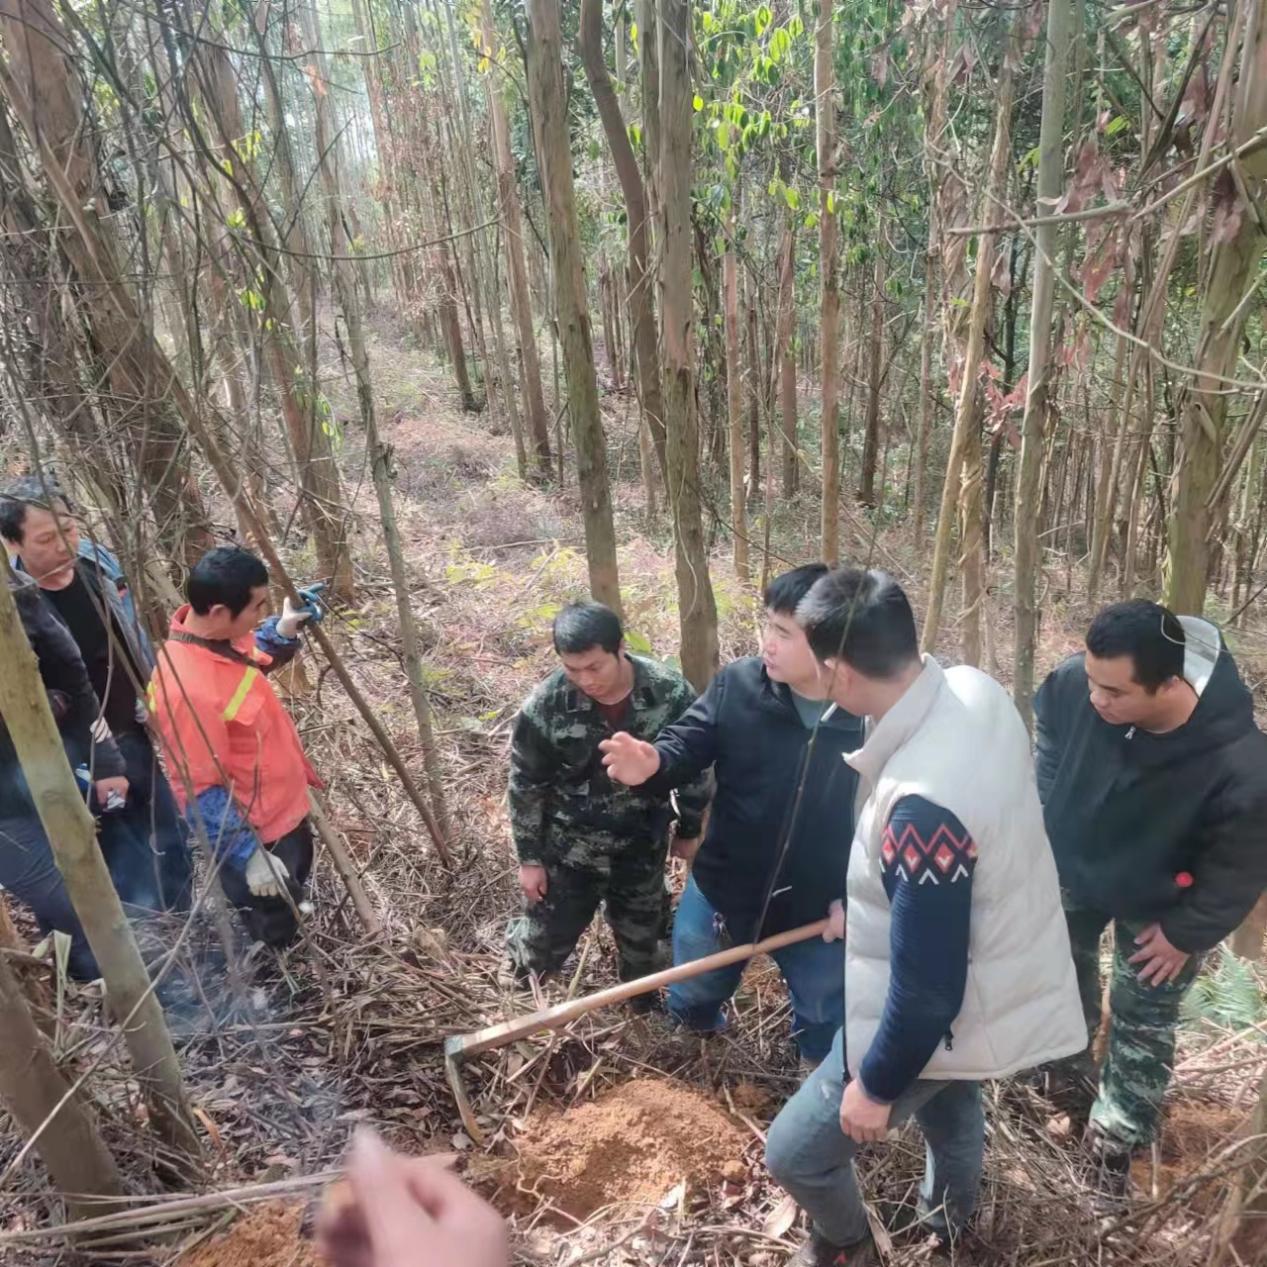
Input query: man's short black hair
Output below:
<box><xmin>552</xmin><ymin>601</ymin><xmax>623</xmax><ymax>656</ymax></box>
<box><xmin>764</xmin><ymin>563</ymin><xmax>829</xmax><ymax>616</ymax></box>
<box><xmin>187</xmin><ymin>546</ymin><xmax>269</xmax><ymax>617</ymax></box>
<box><xmin>797</xmin><ymin>568</ymin><xmax>920</xmax><ymax>679</ymax></box>
<box><xmin>0</xmin><ymin>474</ymin><xmax>72</xmax><ymax>544</ymax></box>
<box><xmin>1086</xmin><ymin>600</ymin><xmax>1185</xmax><ymax>691</ymax></box>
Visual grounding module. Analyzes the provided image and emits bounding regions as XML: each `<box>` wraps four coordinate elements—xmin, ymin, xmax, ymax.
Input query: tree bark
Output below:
<box><xmin>0</xmin><ymin>946</ymin><xmax>124</xmax><ymax>1220</ymax></box>
<box><xmin>0</xmin><ymin>568</ymin><xmax>200</xmax><ymax>1168</ymax></box>
<box><xmin>922</xmin><ymin>15</ymin><xmax>1022</xmax><ymax>660</ymax></box>
<box><xmin>1165</xmin><ymin>1</ymin><xmax>1267</xmax><ymax>612</ymax></box>
<box><xmin>577</xmin><ymin>0</ymin><xmax>669</xmax><ymax>486</ymax></box>
<box><xmin>656</xmin><ymin>0</ymin><xmax>718</xmax><ymax>687</ymax></box>
<box><xmin>775</xmin><ymin>223</ymin><xmax>799</xmax><ymax>496</ymax></box>
<box><xmin>857</xmin><ymin>248</ymin><xmax>886</xmax><ymax>507</ymax></box>
<box><xmin>912</xmin><ymin>247</ymin><xmax>937</xmax><ymax>546</ymax></box>
<box><xmin>815</xmin><ymin>0</ymin><xmax>841</xmax><ymax>563</ymax></box>
<box><xmin>524</xmin><ymin>0</ymin><xmax>622</xmax><ymax>612</ymax></box>
<box><xmin>304</xmin><ymin>0</ymin><xmax>451</xmax><ymax>845</ymax></box>
<box><xmin>1014</xmin><ymin>0</ymin><xmax>1074</xmax><ymax>725</ymax></box>
<box><xmin>724</xmin><ymin>204</ymin><xmax>749</xmax><ymax>580</ymax></box>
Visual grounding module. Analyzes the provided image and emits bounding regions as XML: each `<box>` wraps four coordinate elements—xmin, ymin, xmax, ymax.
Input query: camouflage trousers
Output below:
<box><xmin>506</xmin><ymin>839</ymin><xmax>670</xmax><ymax>983</ymax></box>
<box><xmin>1064</xmin><ymin>904</ymin><xmax>1201</xmax><ymax>1151</ymax></box>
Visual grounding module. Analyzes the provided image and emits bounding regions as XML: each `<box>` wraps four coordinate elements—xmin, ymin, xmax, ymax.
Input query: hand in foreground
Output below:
<box><xmin>318</xmin><ymin>1128</ymin><xmax>509</xmax><ymax>1267</ymax></box>
<box><xmin>671</xmin><ymin>835</ymin><xmax>702</xmax><ymax>864</ymax></box>
<box><xmin>518</xmin><ymin>863</ymin><xmax>548</xmax><ymax>903</ymax></box>
<box><xmin>839</xmin><ymin>1079</ymin><xmax>891</xmax><ymax>1144</ymax></box>
<box><xmin>93</xmin><ymin>776</ymin><xmax>129</xmax><ymax>811</ymax></box>
<box><xmin>245</xmin><ymin>847</ymin><xmax>291</xmax><ymax>899</ymax></box>
<box><xmin>599</xmin><ymin>731</ymin><xmax>661</xmax><ymax>786</ymax></box>
<box><xmin>822</xmin><ymin>899</ymin><xmax>845</xmax><ymax>942</ymax></box>
<box><xmin>1129</xmin><ymin>922</ymin><xmax>1190</xmax><ymax>986</ymax></box>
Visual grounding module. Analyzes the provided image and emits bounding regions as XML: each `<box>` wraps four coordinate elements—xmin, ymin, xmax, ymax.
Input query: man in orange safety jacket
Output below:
<box><xmin>148</xmin><ymin>546</ymin><xmax>322</xmax><ymax>948</ymax></box>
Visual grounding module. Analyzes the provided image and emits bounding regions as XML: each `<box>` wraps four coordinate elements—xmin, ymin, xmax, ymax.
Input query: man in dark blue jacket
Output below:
<box><xmin>602</xmin><ymin>565</ymin><xmax>861</xmax><ymax>1063</ymax></box>
<box><xmin>1035</xmin><ymin>599</ymin><xmax>1267</xmax><ymax>1194</ymax></box>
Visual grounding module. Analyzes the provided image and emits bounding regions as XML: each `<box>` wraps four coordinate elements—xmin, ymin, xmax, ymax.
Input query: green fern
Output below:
<box><xmin>1181</xmin><ymin>951</ymin><xmax>1267</xmax><ymax>1032</ymax></box>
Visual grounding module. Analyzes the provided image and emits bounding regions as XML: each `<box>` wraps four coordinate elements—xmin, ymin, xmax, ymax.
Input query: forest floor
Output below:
<box><xmin>2</xmin><ymin>309</ymin><xmax>1266</xmax><ymax>1267</ymax></box>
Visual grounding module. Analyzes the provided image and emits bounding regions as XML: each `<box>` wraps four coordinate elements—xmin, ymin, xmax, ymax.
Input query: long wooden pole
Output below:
<box><xmin>446</xmin><ymin>919</ymin><xmax>829</xmax><ymax>1061</ymax></box>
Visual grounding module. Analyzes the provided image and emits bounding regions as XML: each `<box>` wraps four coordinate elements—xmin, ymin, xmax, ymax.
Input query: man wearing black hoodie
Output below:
<box><xmin>1034</xmin><ymin>599</ymin><xmax>1267</xmax><ymax>1191</ymax></box>
<box><xmin>601</xmin><ymin>564</ymin><xmax>862</xmax><ymax>1064</ymax></box>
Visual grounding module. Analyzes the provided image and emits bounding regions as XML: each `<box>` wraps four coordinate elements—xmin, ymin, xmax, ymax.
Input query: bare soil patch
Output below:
<box><xmin>178</xmin><ymin>1202</ymin><xmax>320</xmax><ymax>1267</ymax></box>
<box><xmin>509</xmin><ymin>1077</ymin><xmax>750</xmax><ymax>1221</ymax></box>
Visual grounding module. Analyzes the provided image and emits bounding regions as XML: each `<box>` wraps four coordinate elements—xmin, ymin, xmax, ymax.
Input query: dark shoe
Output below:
<box><xmin>788</xmin><ymin>1230</ymin><xmax>877</xmax><ymax>1266</ymax></box>
<box><xmin>628</xmin><ymin>989</ymin><xmax>665</xmax><ymax>1016</ymax></box>
<box><xmin>1085</xmin><ymin>1126</ymin><xmax>1133</xmax><ymax>1212</ymax></box>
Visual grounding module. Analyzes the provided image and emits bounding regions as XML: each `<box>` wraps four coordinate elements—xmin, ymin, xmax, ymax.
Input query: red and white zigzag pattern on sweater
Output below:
<box><xmin>880</xmin><ymin>819</ymin><xmax>978</xmax><ymax>885</ymax></box>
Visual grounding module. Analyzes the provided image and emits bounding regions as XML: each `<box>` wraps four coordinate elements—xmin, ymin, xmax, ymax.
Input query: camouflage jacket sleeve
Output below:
<box><xmin>664</xmin><ymin>675</ymin><xmax>712</xmax><ymax>838</ymax></box>
<box><xmin>508</xmin><ymin>695</ymin><xmax>556</xmax><ymax>865</ymax></box>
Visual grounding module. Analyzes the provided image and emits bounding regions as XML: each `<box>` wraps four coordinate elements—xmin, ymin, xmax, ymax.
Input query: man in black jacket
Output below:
<box><xmin>1</xmin><ymin>567</ymin><xmax>132</xmax><ymax>978</ymax></box>
<box><xmin>602</xmin><ymin>565</ymin><xmax>862</xmax><ymax>1063</ymax></box>
<box><xmin>1035</xmin><ymin>599</ymin><xmax>1267</xmax><ymax>1190</ymax></box>
<box><xmin>1</xmin><ymin>477</ymin><xmax>191</xmax><ymax>914</ymax></box>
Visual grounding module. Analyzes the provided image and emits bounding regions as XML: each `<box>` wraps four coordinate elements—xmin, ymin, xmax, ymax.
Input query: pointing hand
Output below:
<box><xmin>599</xmin><ymin>731</ymin><xmax>661</xmax><ymax>786</ymax></box>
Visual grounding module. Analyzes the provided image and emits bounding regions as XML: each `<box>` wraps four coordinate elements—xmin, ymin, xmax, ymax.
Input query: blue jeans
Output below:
<box><xmin>765</xmin><ymin>1028</ymin><xmax>984</xmax><ymax>1245</ymax></box>
<box><xmin>668</xmin><ymin>875</ymin><xmax>844</xmax><ymax>1062</ymax></box>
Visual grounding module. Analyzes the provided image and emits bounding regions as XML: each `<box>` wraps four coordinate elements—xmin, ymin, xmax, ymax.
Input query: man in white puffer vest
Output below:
<box><xmin>765</xmin><ymin>568</ymin><xmax>1085</xmax><ymax>1266</ymax></box>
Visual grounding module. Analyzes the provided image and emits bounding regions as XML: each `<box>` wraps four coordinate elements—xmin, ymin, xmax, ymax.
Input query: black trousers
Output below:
<box><xmin>218</xmin><ymin>821</ymin><xmax>314</xmax><ymax>948</ymax></box>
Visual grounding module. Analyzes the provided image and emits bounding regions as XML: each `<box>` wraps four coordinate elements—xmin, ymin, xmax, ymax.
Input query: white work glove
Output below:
<box><xmin>276</xmin><ymin>596</ymin><xmax>314</xmax><ymax>640</ymax></box>
<box><xmin>244</xmin><ymin>847</ymin><xmax>291</xmax><ymax>898</ymax></box>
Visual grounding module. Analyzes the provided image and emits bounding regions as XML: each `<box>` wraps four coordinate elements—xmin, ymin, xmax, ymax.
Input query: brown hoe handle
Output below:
<box><xmin>446</xmin><ymin>918</ymin><xmax>830</xmax><ymax>1062</ymax></box>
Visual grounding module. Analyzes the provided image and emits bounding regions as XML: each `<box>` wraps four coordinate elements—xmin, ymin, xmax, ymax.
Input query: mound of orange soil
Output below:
<box><xmin>513</xmin><ymin>1077</ymin><xmax>750</xmax><ymax>1220</ymax></box>
<box><xmin>179</xmin><ymin>1202</ymin><xmax>321</xmax><ymax>1267</ymax></box>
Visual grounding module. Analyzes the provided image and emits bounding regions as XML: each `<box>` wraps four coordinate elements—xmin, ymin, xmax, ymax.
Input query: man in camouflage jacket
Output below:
<box><xmin>506</xmin><ymin>602</ymin><xmax>710</xmax><ymax>987</ymax></box>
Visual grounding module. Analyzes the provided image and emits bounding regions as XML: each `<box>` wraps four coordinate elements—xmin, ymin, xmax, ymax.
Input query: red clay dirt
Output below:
<box><xmin>178</xmin><ymin>1201</ymin><xmax>322</xmax><ymax>1267</ymax></box>
<box><xmin>510</xmin><ymin>1077</ymin><xmax>751</xmax><ymax>1220</ymax></box>
<box><xmin>1130</xmin><ymin>1098</ymin><xmax>1248</xmax><ymax>1208</ymax></box>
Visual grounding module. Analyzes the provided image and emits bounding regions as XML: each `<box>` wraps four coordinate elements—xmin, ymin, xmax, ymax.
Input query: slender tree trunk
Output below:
<box><xmin>1014</xmin><ymin>0</ymin><xmax>1074</xmax><ymax>725</ymax></box>
<box><xmin>912</xmin><ymin>248</ymin><xmax>937</xmax><ymax>547</ymax></box>
<box><xmin>724</xmin><ymin>204</ymin><xmax>749</xmax><ymax>580</ymax></box>
<box><xmin>524</xmin><ymin>0</ymin><xmax>622</xmax><ymax>612</ymax></box>
<box><xmin>577</xmin><ymin>0</ymin><xmax>669</xmax><ymax>487</ymax></box>
<box><xmin>1165</xmin><ymin>2</ymin><xmax>1267</xmax><ymax>612</ymax></box>
<box><xmin>187</xmin><ymin>33</ymin><xmax>354</xmax><ymax>600</ymax></box>
<box><xmin>656</xmin><ymin>0</ymin><xmax>718</xmax><ymax>687</ymax></box>
<box><xmin>815</xmin><ymin>0</ymin><xmax>841</xmax><ymax>563</ymax></box>
<box><xmin>857</xmin><ymin>248</ymin><xmax>886</xmax><ymax>506</ymax></box>
<box><xmin>922</xmin><ymin>14</ymin><xmax>1022</xmax><ymax>659</ymax></box>
<box><xmin>0</xmin><ymin>569</ymin><xmax>200</xmax><ymax>1167</ymax></box>
<box><xmin>304</xmin><ymin>0</ymin><xmax>451</xmax><ymax>843</ymax></box>
<box><xmin>776</xmin><ymin>223</ymin><xmax>799</xmax><ymax>495</ymax></box>
<box><xmin>0</xmin><ymin>947</ymin><xmax>124</xmax><ymax>1220</ymax></box>
<box><xmin>747</xmin><ymin>290</ymin><xmax>762</xmax><ymax>501</ymax></box>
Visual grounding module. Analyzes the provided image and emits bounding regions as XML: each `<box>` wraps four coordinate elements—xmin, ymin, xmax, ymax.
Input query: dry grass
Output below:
<box><xmin>2</xmin><ymin>315</ymin><xmax>1265</xmax><ymax>1266</ymax></box>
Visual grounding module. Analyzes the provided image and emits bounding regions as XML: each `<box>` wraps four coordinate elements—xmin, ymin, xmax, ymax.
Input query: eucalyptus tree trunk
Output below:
<box><xmin>815</xmin><ymin>0</ymin><xmax>841</xmax><ymax>563</ymax></box>
<box><xmin>1014</xmin><ymin>0</ymin><xmax>1074</xmax><ymax>724</ymax></box>
<box><xmin>0</xmin><ymin>947</ymin><xmax>124</xmax><ymax>1220</ymax></box>
<box><xmin>724</xmin><ymin>203</ymin><xmax>749</xmax><ymax>580</ymax></box>
<box><xmin>524</xmin><ymin>0</ymin><xmax>622</xmax><ymax>612</ymax></box>
<box><xmin>922</xmin><ymin>14</ymin><xmax>1022</xmax><ymax>660</ymax></box>
<box><xmin>304</xmin><ymin>0</ymin><xmax>451</xmax><ymax>842</ymax></box>
<box><xmin>481</xmin><ymin>0</ymin><xmax>552</xmax><ymax>475</ymax></box>
<box><xmin>186</xmin><ymin>32</ymin><xmax>355</xmax><ymax>600</ymax></box>
<box><xmin>0</xmin><ymin>0</ymin><xmax>212</xmax><ymax>571</ymax></box>
<box><xmin>656</xmin><ymin>0</ymin><xmax>719</xmax><ymax>687</ymax></box>
<box><xmin>857</xmin><ymin>247</ymin><xmax>886</xmax><ymax>507</ymax></box>
<box><xmin>775</xmin><ymin>222</ymin><xmax>799</xmax><ymax>495</ymax></box>
<box><xmin>1165</xmin><ymin>1</ymin><xmax>1267</xmax><ymax>612</ymax></box>
<box><xmin>577</xmin><ymin>0</ymin><xmax>669</xmax><ymax>486</ymax></box>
